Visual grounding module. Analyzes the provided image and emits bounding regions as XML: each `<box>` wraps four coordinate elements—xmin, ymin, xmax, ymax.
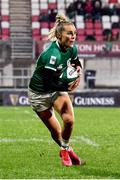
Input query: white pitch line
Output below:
<box><xmin>0</xmin><ymin>136</ymin><xmax>100</xmax><ymax>147</ymax></box>
<box><xmin>0</xmin><ymin>137</ymin><xmax>53</xmax><ymax>143</ymax></box>
<box><xmin>74</xmin><ymin>135</ymin><xmax>100</xmax><ymax>147</ymax></box>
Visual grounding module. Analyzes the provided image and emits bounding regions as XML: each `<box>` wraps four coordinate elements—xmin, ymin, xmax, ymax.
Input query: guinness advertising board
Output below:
<box><xmin>70</xmin><ymin>91</ymin><xmax>120</xmax><ymax>107</ymax></box>
<box><xmin>3</xmin><ymin>91</ymin><xmax>30</xmax><ymax>106</ymax></box>
<box><xmin>2</xmin><ymin>91</ymin><xmax>120</xmax><ymax>107</ymax></box>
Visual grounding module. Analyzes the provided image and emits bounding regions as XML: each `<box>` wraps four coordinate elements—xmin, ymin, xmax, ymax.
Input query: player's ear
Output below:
<box><xmin>57</xmin><ymin>32</ymin><xmax>62</xmax><ymax>40</ymax></box>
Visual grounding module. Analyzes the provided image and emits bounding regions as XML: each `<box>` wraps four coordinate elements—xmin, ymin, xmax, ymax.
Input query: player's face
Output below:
<box><xmin>59</xmin><ymin>24</ymin><xmax>77</xmax><ymax>49</ymax></box>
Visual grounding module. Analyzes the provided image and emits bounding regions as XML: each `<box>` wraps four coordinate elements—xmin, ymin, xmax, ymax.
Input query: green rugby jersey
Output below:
<box><xmin>29</xmin><ymin>41</ymin><xmax>78</xmax><ymax>93</ymax></box>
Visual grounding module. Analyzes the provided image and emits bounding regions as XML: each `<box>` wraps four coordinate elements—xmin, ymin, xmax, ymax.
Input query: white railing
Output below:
<box><xmin>0</xmin><ymin>75</ymin><xmax>30</xmax><ymax>89</ymax></box>
<box><xmin>85</xmin><ymin>75</ymin><xmax>120</xmax><ymax>89</ymax></box>
<box><xmin>0</xmin><ymin>74</ymin><xmax>120</xmax><ymax>90</ymax></box>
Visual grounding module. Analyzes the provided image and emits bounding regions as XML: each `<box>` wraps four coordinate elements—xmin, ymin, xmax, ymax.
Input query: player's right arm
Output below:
<box><xmin>42</xmin><ymin>49</ymin><xmax>69</xmax><ymax>91</ymax></box>
<box><xmin>43</xmin><ymin>68</ymin><xmax>69</xmax><ymax>91</ymax></box>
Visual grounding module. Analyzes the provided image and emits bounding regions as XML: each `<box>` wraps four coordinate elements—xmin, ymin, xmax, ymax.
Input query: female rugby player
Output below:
<box><xmin>28</xmin><ymin>14</ymin><xmax>85</xmax><ymax>166</ymax></box>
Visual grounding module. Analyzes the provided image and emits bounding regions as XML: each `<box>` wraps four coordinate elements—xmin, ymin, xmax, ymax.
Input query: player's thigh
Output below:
<box><xmin>53</xmin><ymin>92</ymin><xmax>74</xmax><ymax>117</ymax></box>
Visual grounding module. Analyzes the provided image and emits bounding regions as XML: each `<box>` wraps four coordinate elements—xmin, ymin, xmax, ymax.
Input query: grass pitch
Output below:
<box><xmin>0</xmin><ymin>106</ymin><xmax>120</xmax><ymax>179</ymax></box>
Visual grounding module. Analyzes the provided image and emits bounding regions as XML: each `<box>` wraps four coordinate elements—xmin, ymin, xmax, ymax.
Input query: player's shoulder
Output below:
<box><xmin>43</xmin><ymin>41</ymin><xmax>61</xmax><ymax>58</ymax></box>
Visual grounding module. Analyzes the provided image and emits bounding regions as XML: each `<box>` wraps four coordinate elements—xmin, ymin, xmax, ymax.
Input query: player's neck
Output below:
<box><xmin>56</xmin><ymin>41</ymin><xmax>67</xmax><ymax>52</ymax></box>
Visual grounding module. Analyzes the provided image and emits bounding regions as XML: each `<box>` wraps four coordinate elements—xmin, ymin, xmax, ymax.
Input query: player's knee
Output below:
<box><xmin>64</xmin><ymin>114</ymin><xmax>74</xmax><ymax>127</ymax></box>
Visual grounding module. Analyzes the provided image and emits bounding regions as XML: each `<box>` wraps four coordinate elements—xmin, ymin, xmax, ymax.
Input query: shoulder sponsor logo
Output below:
<box><xmin>50</xmin><ymin>56</ymin><xmax>56</xmax><ymax>65</ymax></box>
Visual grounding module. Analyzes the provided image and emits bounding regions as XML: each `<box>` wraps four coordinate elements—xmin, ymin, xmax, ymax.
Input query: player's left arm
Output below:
<box><xmin>70</xmin><ymin>45</ymin><xmax>82</xmax><ymax>72</ymax></box>
<box><xmin>71</xmin><ymin>56</ymin><xmax>82</xmax><ymax>69</ymax></box>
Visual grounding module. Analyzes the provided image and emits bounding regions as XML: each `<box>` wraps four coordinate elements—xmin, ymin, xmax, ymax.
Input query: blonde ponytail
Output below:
<box><xmin>48</xmin><ymin>14</ymin><xmax>72</xmax><ymax>41</ymax></box>
<box><xmin>48</xmin><ymin>25</ymin><xmax>57</xmax><ymax>41</ymax></box>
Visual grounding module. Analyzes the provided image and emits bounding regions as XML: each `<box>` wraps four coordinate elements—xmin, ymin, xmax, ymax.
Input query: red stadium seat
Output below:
<box><xmin>94</xmin><ymin>22</ymin><xmax>102</xmax><ymax>29</ymax></box>
<box><xmin>85</xmin><ymin>22</ymin><xmax>94</xmax><ymax>29</ymax></box>
<box><xmin>33</xmin><ymin>35</ymin><xmax>41</xmax><ymax>41</ymax></box>
<box><xmin>48</xmin><ymin>3</ymin><xmax>57</xmax><ymax>9</ymax></box>
<box><xmin>112</xmin><ymin>27</ymin><xmax>120</xmax><ymax>33</ymax></box>
<box><xmin>32</xmin><ymin>28</ymin><xmax>40</xmax><ymax>35</ymax></box>
<box><xmin>1</xmin><ymin>34</ymin><xmax>9</xmax><ymax>40</ymax></box>
<box><xmin>85</xmin><ymin>29</ymin><xmax>94</xmax><ymax>35</ymax></box>
<box><xmin>32</xmin><ymin>15</ymin><xmax>39</xmax><ymax>21</ymax></box>
<box><xmin>108</xmin><ymin>0</ymin><xmax>118</xmax><ymax>3</ymax></box>
<box><xmin>95</xmin><ymin>35</ymin><xmax>104</xmax><ymax>41</ymax></box>
<box><xmin>95</xmin><ymin>29</ymin><xmax>103</xmax><ymax>35</ymax></box>
<box><xmin>2</xmin><ymin>28</ymin><xmax>9</xmax><ymax>35</ymax></box>
<box><xmin>77</xmin><ymin>35</ymin><xmax>86</xmax><ymax>42</ymax></box>
<box><xmin>1</xmin><ymin>15</ymin><xmax>9</xmax><ymax>21</ymax></box>
<box><xmin>77</xmin><ymin>29</ymin><xmax>85</xmax><ymax>35</ymax></box>
<box><xmin>112</xmin><ymin>28</ymin><xmax>120</xmax><ymax>39</ymax></box>
<box><xmin>40</xmin><ymin>22</ymin><xmax>49</xmax><ymax>28</ymax></box>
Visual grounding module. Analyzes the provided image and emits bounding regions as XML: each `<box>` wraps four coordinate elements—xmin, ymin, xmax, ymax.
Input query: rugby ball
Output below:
<box><xmin>59</xmin><ymin>66</ymin><xmax>79</xmax><ymax>85</ymax></box>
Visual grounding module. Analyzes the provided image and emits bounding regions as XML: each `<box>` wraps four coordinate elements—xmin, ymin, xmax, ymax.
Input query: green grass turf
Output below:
<box><xmin>0</xmin><ymin>106</ymin><xmax>120</xmax><ymax>179</ymax></box>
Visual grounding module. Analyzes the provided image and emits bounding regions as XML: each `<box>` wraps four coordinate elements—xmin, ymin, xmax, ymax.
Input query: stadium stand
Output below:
<box><xmin>30</xmin><ymin>0</ymin><xmax>120</xmax><ymax>44</ymax></box>
<box><xmin>0</xmin><ymin>0</ymin><xmax>1</xmax><ymax>39</ymax></box>
<box><xmin>0</xmin><ymin>0</ymin><xmax>120</xmax><ymax>44</ymax></box>
<box><xmin>0</xmin><ymin>0</ymin><xmax>10</xmax><ymax>40</ymax></box>
<box><xmin>30</xmin><ymin>0</ymin><xmax>120</xmax><ymax>89</ymax></box>
<box><xmin>0</xmin><ymin>0</ymin><xmax>120</xmax><ymax>90</ymax></box>
<box><xmin>9</xmin><ymin>0</ymin><xmax>33</xmax><ymax>60</ymax></box>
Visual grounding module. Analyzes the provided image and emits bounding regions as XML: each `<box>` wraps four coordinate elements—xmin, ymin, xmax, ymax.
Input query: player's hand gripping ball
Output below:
<box><xmin>59</xmin><ymin>66</ymin><xmax>80</xmax><ymax>85</ymax></box>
